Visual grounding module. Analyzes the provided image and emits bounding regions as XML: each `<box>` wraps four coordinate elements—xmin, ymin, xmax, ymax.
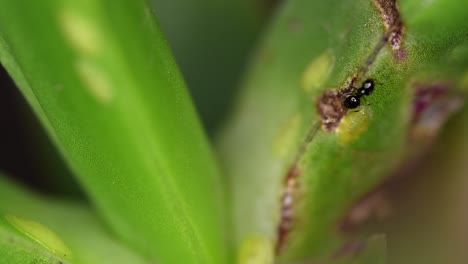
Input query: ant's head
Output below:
<box><xmin>343</xmin><ymin>95</ymin><xmax>360</xmax><ymax>109</ymax></box>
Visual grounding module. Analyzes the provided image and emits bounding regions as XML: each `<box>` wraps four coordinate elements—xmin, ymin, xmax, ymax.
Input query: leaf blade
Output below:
<box><xmin>0</xmin><ymin>0</ymin><xmax>227</xmax><ymax>263</ymax></box>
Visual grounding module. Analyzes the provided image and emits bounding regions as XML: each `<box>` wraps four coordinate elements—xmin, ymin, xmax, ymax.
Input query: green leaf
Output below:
<box><xmin>0</xmin><ymin>217</ymin><xmax>70</xmax><ymax>264</ymax></box>
<box><xmin>218</xmin><ymin>0</ymin><xmax>467</xmax><ymax>262</ymax></box>
<box><xmin>0</xmin><ymin>0</ymin><xmax>227</xmax><ymax>263</ymax></box>
<box><xmin>0</xmin><ymin>174</ymin><xmax>148</xmax><ymax>264</ymax></box>
<box><xmin>150</xmin><ymin>0</ymin><xmax>265</xmax><ymax>131</ymax></box>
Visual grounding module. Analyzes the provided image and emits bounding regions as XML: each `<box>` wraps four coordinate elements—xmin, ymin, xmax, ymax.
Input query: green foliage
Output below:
<box><xmin>218</xmin><ymin>0</ymin><xmax>468</xmax><ymax>262</ymax></box>
<box><xmin>0</xmin><ymin>217</ymin><xmax>70</xmax><ymax>264</ymax></box>
<box><xmin>0</xmin><ymin>0</ymin><xmax>467</xmax><ymax>263</ymax></box>
<box><xmin>0</xmin><ymin>175</ymin><xmax>148</xmax><ymax>264</ymax></box>
<box><xmin>149</xmin><ymin>0</ymin><xmax>265</xmax><ymax>132</ymax></box>
<box><xmin>0</xmin><ymin>0</ymin><xmax>226</xmax><ymax>263</ymax></box>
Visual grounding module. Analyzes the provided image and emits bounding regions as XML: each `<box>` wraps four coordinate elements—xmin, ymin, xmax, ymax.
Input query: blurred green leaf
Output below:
<box><xmin>0</xmin><ymin>174</ymin><xmax>148</xmax><ymax>264</ymax></box>
<box><xmin>0</xmin><ymin>218</ymin><xmax>69</xmax><ymax>264</ymax></box>
<box><xmin>150</xmin><ymin>0</ymin><xmax>266</xmax><ymax>132</ymax></box>
<box><xmin>0</xmin><ymin>0</ymin><xmax>227</xmax><ymax>263</ymax></box>
<box><xmin>218</xmin><ymin>0</ymin><xmax>467</xmax><ymax>262</ymax></box>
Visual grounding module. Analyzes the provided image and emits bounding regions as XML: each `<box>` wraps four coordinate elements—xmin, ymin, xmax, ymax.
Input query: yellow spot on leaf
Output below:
<box><xmin>301</xmin><ymin>50</ymin><xmax>334</xmax><ymax>92</ymax></box>
<box><xmin>60</xmin><ymin>11</ymin><xmax>100</xmax><ymax>55</ymax></box>
<box><xmin>77</xmin><ymin>59</ymin><xmax>113</xmax><ymax>103</ymax></box>
<box><xmin>458</xmin><ymin>69</ymin><xmax>468</xmax><ymax>91</ymax></box>
<box><xmin>337</xmin><ymin>107</ymin><xmax>371</xmax><ymax>143</ymax></box>
<box><xmin>274</xmin><ymin>114</ymin><xmax>301</xmax><ymax>156</ymax></box>
<box><xmin>238</xmin><ymin>235</ymin><xmax>274</xmax><ymax>264</ymax></box>
<box><xmin>5</xmin><ymin>215</ymin><xmax>72</xmax><ymax>260</ymax></box>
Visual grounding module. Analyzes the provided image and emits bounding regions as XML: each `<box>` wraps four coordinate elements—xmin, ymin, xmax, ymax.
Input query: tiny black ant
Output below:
<box><xmin>343</xmin><ymin>79</ymin><xmax>375</xmax><ymax>109</ymax></box>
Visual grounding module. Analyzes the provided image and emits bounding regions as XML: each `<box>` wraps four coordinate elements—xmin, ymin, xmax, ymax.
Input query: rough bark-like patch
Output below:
<box><xmin>373</xmin><ymin>0</ymin><xmax>406</xmax><ymax>61</ymax></box>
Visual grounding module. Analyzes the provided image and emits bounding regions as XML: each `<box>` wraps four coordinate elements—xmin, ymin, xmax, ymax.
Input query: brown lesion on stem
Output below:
<box><xmin>373</xmin><ymin>0</ymin><xmax>406</xmax><ymax>61</ymax></box>
<box><xmin>274</xmin><ymin>76</ymin><xmax>360</xmax><ymax>254</ymax></box>
<box><xmin>275</xmin><ymin>0</ymin><xmax>409</xmax><ymax>256</ymax></box>
<box><xmin>275</xmin><ymin>165</ymin><xmax>300</xmax><ymax>255</ymax></box>
<box><xmin>316</xmin><ymin>0</ymin><xmax>407</xmax><ymax>134</ymax></box>
<box><xmin>316</xmin><ymin>0</ymin><xmax>407</xmax><ymax>132</ymax></box>
<box><xmin>315</xmin><ymin>0</ymin><xmax>407</xmax><ymax>133</ymax></box>
<box><xmin>274</xmin><ymin>122</ymin><xmax>320</xmax><ymax>255</ymax></box>
<box><xmin>316</xmin><ymin>76</ymin><xmax>357</xmax><ymax>131</ymax></box>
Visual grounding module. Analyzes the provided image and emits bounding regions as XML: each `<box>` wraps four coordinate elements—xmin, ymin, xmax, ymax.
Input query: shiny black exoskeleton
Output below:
<box><xmin>343</xmin><ymin>95</ymin><xmax>360</xmax><ymax>109</ymax></box>
<box><xmin>343</xmin><ymin>79</ymin><xmax>374</xmax><ymax>109</ymax></box>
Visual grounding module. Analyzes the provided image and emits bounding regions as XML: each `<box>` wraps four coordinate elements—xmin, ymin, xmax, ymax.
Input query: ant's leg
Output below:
<box><xmin>362</xmin><ymin>96</ymin><xmax>370</xmax><ymax>106</ymax></box>
<box><xmin>350</xmin><ymin>108</ymin><xmax>365</xmax><ymax>115</ymax></box>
